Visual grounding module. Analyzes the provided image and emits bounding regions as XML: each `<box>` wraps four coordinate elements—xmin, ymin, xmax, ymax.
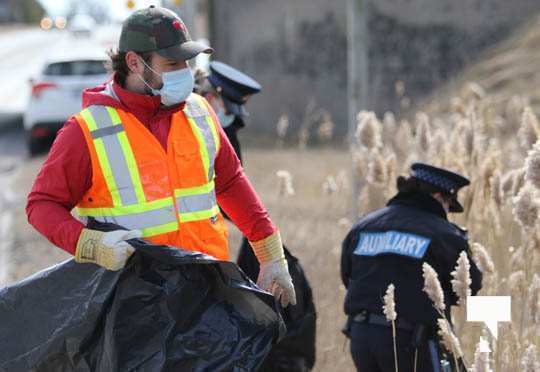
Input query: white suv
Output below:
<box><xmin>24</xmin><ymin>52</ymin><xmax>110</xmax><ymax>155</ymax></box>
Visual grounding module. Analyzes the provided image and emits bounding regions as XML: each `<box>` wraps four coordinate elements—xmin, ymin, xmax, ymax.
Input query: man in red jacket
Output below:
<box><xmin>26</xmin><ymin>6</ymin><xmax>295</xmax><ymax>307</ymax></box>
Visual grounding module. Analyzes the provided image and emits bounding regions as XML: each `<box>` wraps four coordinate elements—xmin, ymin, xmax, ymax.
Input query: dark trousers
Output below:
<box><xmin>258</xmin><ymin>355</ymin><xmax>308</xmax><ymax>372</ymax></box>
<box><xmin>350</xmin><ymin>322</ymin><xmax>436</xmax><ymax>372</ymax></box>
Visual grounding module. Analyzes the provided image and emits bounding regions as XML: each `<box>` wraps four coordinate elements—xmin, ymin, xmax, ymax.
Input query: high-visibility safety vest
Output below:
<box><xmin>74</xmin><ymin>93</ymin><xmax>229</xmax><ymax>260</ymax></box>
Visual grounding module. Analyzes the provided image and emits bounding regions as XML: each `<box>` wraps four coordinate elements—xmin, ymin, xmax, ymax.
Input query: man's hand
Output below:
<box><xmin>75</xmin><ymin>228</ymin><xmax>142</xmax><ymax>271</ymax></box>
<box><xmin>249</xmin><ymin>230</ymin><xmax>296</xmax><ymax>307</ymax></box>
<box><xmin>257</xmin><ymin>257</ymin><xmax>296</xmax><ymax>307</ymax></box>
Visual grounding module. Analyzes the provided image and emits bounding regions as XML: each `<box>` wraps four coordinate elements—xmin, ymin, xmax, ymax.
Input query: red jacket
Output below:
<box><xmin>26</xmin><ymin>77</ymin><xmax>276</xmax><ymax>255</ymax></box>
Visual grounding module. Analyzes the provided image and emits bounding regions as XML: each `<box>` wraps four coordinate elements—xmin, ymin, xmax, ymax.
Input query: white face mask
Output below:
<box><xmin>217</xmin><ymin>109</ymin><xmax>235</xmax><ymax>128</ymax></box>
<box><xmin>138</xmin><ymin>58</ymin><xmax>194</xmax><ymax>106</ymax></box>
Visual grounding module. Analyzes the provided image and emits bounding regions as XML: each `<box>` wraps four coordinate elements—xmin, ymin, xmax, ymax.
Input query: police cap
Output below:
<box><xmin>208</xmin><ymin>61</ymin><xmax>261</xmax><ymax>117</ymax></box>
<box><xmin>411</xmin><ymin>163</ymin><xmax>470</xmax><ymax>213</ymax></box>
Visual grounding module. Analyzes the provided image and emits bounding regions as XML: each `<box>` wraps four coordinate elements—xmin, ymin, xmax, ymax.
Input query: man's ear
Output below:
<box><xmin>125</xmin><ymin>51</ymin><xmax>143</xmax><ymax>74</ymax></box>
<box><xmin>431</xmin><ymin>192</ymin><xmax>450</xmax><ymax>211</ymax></box>
<box><xmin>431</xmin><ymin>192</ymin><xmax>443</xmax><ymax>204</ymax></box>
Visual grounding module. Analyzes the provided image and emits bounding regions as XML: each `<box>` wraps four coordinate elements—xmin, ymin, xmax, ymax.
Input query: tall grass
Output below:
<box><xmin>348</xmin><ymin>84</ymin><xmax>540</xmax><ymax>370</ymax></box>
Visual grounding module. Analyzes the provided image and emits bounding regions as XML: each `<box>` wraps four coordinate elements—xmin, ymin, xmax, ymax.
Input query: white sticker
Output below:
<box><xmin>467</xmin><ymin>296</ymin><xmax>511</xmax><ymax>339</ymax></box>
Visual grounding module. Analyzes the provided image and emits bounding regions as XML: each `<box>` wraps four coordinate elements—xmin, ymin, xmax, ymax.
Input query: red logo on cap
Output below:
<box><xmin>172</xmin><ymin>20</ymin><xmax>185</xmax><ymax>32</ymax></box>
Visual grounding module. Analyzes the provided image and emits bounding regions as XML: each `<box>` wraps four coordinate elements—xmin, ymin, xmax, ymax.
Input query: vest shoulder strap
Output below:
<box><xmin>182</xmin><ymin>94</ymin><xmax>221</xmax><ymax>171</ymax></box>
<box><xmin>78</xmin><ymin>104</ymin><xmax>147</xmax><ymax>207</ymax></box>
<box><xmin>184</xmin><ymin>94</ymin><xmax>210</xmax><ymax>118</ymax></box>
<box><xmin>79</xmin><ymin>105</ymin><xmax>122</xmax><ymax>133</ymax></box>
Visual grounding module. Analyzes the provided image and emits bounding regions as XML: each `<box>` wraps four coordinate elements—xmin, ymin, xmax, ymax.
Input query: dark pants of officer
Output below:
<box><xmin>350</xmin><ymin>322</ymin><xmax>435</xmax><ymax>372</ymax></box>
<box><xmin>258</xmin><ymin>355</ymin><xmax>308</xmax><ymax>372</ymax></box>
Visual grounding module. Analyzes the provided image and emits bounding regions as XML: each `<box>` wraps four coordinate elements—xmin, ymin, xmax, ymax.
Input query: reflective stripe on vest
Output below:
<box><xmin>184</xmin><ymin>95</ymin><xmax>220</xmax><ymax>181</ymax></box>
<box><xmin>174</xmin><ymin>94</ymin><xmax>221</xmax><ymax>222</ymax></box>
<box><xmin>77</xmin><ymin>197</ymin><xmax>178</xmax><ymax>237</ymax></box>
<box><xmin>174</xmin><ymin>180</ymin><xmax>219</xmax><ymax>222</ymax></box>
<box><xmin>80</xmin><ymin>106</ymin><xmax>146</xmax><ymax>207</ymax></box>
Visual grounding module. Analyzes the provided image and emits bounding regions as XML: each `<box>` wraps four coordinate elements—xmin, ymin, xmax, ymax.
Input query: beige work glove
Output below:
<box><xmin>75</xmin><ymin>228</ymin><xmax>142</xmax><ymax>271</ymax></box>
<box><xmin>249</xmin><ymin>231</ymin><xmax>296</xmax><ymax>307</ymax></box>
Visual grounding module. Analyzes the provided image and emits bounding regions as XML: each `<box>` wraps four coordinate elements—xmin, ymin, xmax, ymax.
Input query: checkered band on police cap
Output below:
<box><xmin>412</xmin><ymin>168</ymin><xmax>458</xmax><ymax>194</ymax></box>
<box><xmin>410</xmin><ymin>163</ymin><xmax>470</xmax><ymax>195</ymax></box>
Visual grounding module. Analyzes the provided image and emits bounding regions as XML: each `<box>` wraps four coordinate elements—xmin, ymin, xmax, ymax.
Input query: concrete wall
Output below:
<box><xmin>209</xmin><ymin>0</ymin><xmax>540</xmax><ymax>139</ymax></box>
<box><xmin>209</xmin><ymin>0</ymin><xmax>347</xmax><ymax>138</ymax></box>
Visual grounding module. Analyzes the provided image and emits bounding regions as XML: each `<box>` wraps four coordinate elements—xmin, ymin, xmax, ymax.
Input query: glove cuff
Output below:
<box><xmin>249</xmin><ymin>230</ymin><xmax>285</xmax><ymax>264</ymax></box>
<box><xmin>75</xmin><ymin>228</ymin><xmax>104</xmax><ymax>264</ymax></box>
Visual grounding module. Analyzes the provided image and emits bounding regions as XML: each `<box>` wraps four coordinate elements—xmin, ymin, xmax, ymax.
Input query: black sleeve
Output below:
<box><xmin>236</xmin><ymin>238</ymin><xmax>259</xmax><ymax>282</ymax></box>
<box><xmin>433</xmin><ymin>234</ymin><xmax>483</xmax><ymax>306</ymax></box>
<box><xmin>430</xmin><ymin>237</ymin><xmax>459</xmax><ymax>306</ymax></box>
<box><xmin>449</xmin><ymin>224</ymin><xmax>482</xmax><ymax>295</ymax></box>
<box><xmin>340</xmin><ymin>228</ymin><xmax>357</xmax><ymax>288</ymax></box>
<box><xmin>465</xmin><ymin>242</ymin><xmax>483</xmax><ymax>296</ymax></box>
<box><xmin>449</xmin><ymin>238</ymin><xmax>483</xmax><ymax>297</ymax></box>
<box><xmin>223</xmin><ymin>125</ymin><xmax>242</xmax><ymax>164</ymax></box>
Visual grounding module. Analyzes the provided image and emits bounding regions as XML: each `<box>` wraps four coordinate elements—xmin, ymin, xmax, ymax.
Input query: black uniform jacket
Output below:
<box><xmin>341</xmin><ymin>191</ymin><xmax>482</xmax><ymax>328</ymax></box>
<box><xmin>223</xmin><ymin>117</ymin><xmax>244</xmax><ymax>164</ymax></box>
<box><xmin>225</xmin><ymin>114</ymin><xmax>317</xmax><ymax>369</ymax></box>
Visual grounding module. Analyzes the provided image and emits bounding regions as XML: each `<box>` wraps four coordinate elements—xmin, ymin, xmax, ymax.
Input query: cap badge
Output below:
<box><xmin>172</xmin><ymin>19</ymin><xmax>184</xmax><ymax>31</ymax></box>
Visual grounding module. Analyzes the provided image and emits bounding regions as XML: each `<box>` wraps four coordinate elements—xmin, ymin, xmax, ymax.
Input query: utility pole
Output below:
<box><xmin>347</xmin><ymin>0</ymin><xmax>369</xmax><ymax>219</ymax></box>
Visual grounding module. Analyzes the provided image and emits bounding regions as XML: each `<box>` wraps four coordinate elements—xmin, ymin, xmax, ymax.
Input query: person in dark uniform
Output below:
<box><xmin>341</xmin><ymin>163</ymin><xmax>482</xmax><ymax>372</ymax></box>
<box><xmin>194</xmin><ymin>61</ymin><xmax>317</xmax><ymax>372</ymax></box>
<box><xmin>194</xmin><ymin>61</ymin><xmax>259</xmax><ymax>163</ymax></box>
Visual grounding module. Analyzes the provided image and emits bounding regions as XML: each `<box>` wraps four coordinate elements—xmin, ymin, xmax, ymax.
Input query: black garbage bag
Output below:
<box><xmin>237</xmin><ymin>239</ymin><xmax>317</xmax><ymax>371</ymax></box>
<box><xmin>0</xmin><ymin>223</ymin><xmax>284</xmax><ymax>372</ymax></box>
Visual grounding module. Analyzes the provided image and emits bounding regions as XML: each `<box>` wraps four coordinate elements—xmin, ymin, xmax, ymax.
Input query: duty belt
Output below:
<box><xmin>353</xmin><ymin>311</ymin><xmax>415</xmax><ymax>332</ymax></box>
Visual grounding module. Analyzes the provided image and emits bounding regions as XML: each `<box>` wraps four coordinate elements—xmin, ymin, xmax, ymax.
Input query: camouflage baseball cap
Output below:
<box><xmin>119</xmin><ymin>5</ymin><xmax>213</xmax><ymax>61</ymax></box>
